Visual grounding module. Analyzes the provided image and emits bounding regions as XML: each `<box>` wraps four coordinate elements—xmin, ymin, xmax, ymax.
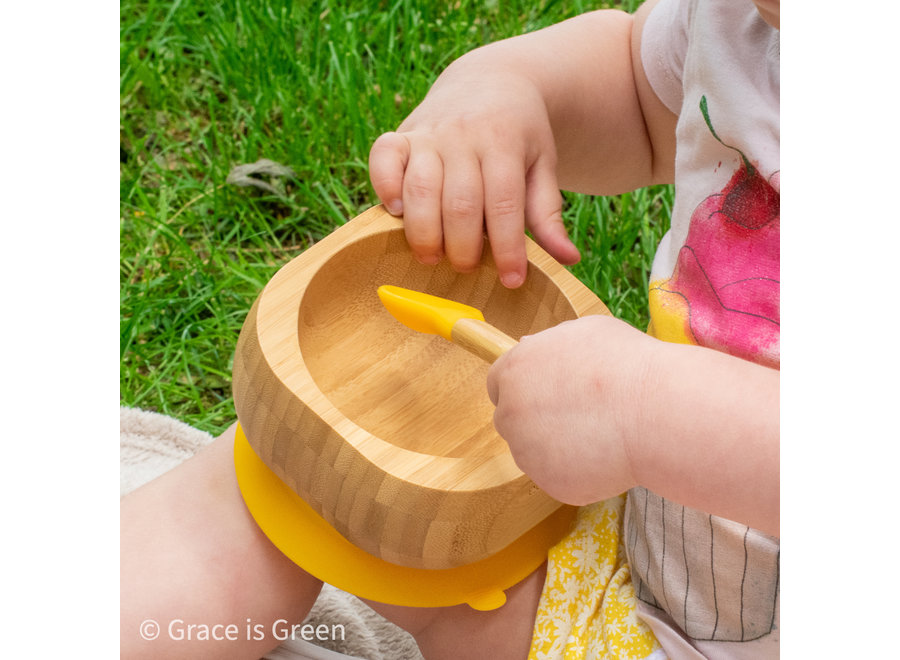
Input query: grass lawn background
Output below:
<box><xmin>120</xmin><ymin>0</ymin><xmax>673</xmax><ymax>435</ymax></box>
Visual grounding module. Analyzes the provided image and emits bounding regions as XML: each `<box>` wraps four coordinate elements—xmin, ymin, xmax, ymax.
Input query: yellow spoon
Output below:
<box><xmin>377</xmin><ymin>285</ymin><xmax>517</xmax><ymax>363</ymax></box>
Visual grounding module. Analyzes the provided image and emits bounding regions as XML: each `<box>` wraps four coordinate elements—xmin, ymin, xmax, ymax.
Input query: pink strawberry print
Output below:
<box><xmin>652</xmin><ymin>97</ymin><xmax>780</xmax><ymax>367</ymax></box>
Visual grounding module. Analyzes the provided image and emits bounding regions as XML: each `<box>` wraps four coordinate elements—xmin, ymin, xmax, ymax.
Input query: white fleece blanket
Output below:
<box><xmin>120</xmin><ymin>406</ymin><xmax>424</xmax><ymax>660</ymax></box>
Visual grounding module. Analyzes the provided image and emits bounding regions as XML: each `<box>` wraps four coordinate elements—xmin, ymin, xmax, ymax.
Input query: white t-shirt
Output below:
<box><xmin>626</xmin><ymin>0</ymin><xmax>780</xmax><ymax>657</ymax></box>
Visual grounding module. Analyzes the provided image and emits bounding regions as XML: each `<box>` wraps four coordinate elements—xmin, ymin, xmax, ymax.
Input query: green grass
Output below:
<box><xmin>120</xmin><ymin>0</ymin><xmax>672</xmax><ymax>435</ymax></box>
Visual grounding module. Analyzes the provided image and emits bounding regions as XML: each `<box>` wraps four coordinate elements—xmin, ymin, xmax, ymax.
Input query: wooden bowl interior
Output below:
<box><xmin>298</xmin><ymin>228</ymin><xmax>579</xmax><ymax>464</ymax></box>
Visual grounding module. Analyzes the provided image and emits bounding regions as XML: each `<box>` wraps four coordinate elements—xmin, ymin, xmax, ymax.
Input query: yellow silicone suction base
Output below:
<box><xmin>233</xmin><ymin>423</ymin><xmax>575</xmax><ymax>611</ymax></box>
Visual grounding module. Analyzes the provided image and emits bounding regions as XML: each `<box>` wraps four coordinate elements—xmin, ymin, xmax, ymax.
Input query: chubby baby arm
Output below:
<box><xmin>486</xmin><ymin>315</ymin><xmax>779</xmax><ymax>537</ymax></box>
<box><xmin>369</xmin><ymin>7</ymin><xmax>672</xmax><ymax>288</ymax></box>
<box><xmin>633</xmin><ymin>333</ymin><xmax>780</xmax><ymax>537</ymax></box>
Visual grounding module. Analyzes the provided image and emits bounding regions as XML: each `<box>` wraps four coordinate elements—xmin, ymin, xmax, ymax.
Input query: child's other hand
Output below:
<box><xmin>486</xmin><ymin>315</ymin><xmax>657</xmax><ymax>504</ymax></box>
<box><xmin>369</xmin><ymin>53</ymin><xmax>580</xmax><ymax>289</ymax></box>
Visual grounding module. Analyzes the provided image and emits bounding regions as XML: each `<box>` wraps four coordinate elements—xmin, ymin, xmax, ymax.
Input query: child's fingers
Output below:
<box><xmin>525</xmin><ymin>158</ymin><xmax>581</xmax><ymax>266</ymax></box>
<box><xmin>401</xmin><ymin>143</ymin><xmax>445</xmax><ymax>265</ymax></box>
<box><xmin>481</xmin><ymin>153</ymin><xmax>528</xmax><ymax>288</ymax></box>
<box><xmin>440</xmin><ymin>149</ymin><xmax>485</xmax><ymax>273</ymax></box>
<box><xmin>368</xmin><ymin>132</ymin><xmax>410</xmax><ymax>216</ymax></box>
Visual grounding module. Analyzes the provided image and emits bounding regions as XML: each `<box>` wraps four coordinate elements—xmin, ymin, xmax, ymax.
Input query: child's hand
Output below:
<box><xmin>369</xmin><ymin>52</ymin><xmax>580</xmax><ymax>289</ymax></box>
<box><xmin>487</xmin><ymin>314</ymin><xmax>780</xmax><ymax>534</ymax></box>
<box><xmin>369</xmin><ymin>7</ymin><xmax>675</xmax><ymax>287</ymax></box>
<box><xmin>486</xmin><ymin>315</ymin><xmax>656</xmax><ymax>504</ymax></box>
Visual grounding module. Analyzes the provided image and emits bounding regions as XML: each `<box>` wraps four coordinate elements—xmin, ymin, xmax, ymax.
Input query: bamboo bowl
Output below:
<box><xmin>232</xmin><ymin>205</ymin><xmax>610</xmax><ymax>569</ymax></box>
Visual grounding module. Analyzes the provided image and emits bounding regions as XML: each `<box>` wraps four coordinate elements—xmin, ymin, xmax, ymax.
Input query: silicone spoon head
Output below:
<box><xmin>377</xmin><ymin>285</ymin><xmax>485</xmax><ymax>341</ymax></box>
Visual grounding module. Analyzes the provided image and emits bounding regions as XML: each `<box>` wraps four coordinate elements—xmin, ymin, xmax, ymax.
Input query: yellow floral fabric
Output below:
<box><xmin>528</xmin><ymin>496</ymin><xmax>663</xmax><ymax>660</ymax></box>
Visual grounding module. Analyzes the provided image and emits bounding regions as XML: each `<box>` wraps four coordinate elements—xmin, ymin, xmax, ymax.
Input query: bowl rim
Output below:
<box><xmin>247</xmin><ymin>205</ymin><xmax>610</xmax><ymax>492</ymax></box>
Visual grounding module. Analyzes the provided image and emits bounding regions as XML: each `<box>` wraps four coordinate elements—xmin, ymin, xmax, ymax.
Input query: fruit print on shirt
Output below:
<box><xmin>648</xmin><ymin>97</ymin><xmax>780</xmax><ymax>368</ymax></box>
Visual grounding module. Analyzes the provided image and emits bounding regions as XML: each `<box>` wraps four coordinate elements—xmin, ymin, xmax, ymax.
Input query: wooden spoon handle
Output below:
<box><xmin>450</xmin><ymin>317</ymin><xmax>518</xmax><ymax>364</ymax></box>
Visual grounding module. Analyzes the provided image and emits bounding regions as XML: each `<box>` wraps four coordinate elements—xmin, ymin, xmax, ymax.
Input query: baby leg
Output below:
<box><xmin>121</xmin><ymin>423</ymin><xmax>545</xmax><ymax>659</ymax></box>
<box><xmin>120</xmin><ymin>425</ymin><xmax>324</xmax><ymax>659</ymax></box>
